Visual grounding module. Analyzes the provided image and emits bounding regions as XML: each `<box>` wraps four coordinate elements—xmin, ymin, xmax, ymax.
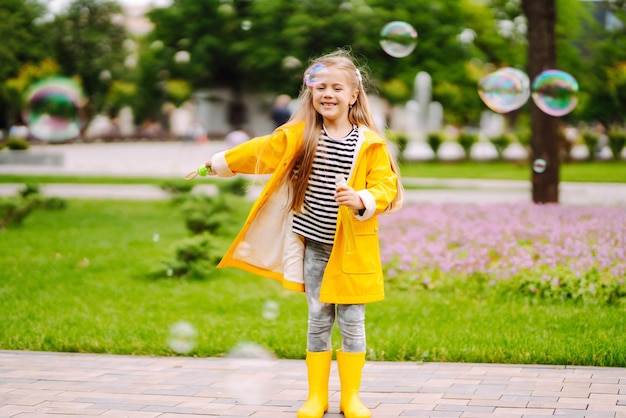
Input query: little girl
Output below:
<box><xmin>204</xmin><ymin>49</ymin><xmax>402</xmax><ymax>418</ymax></box>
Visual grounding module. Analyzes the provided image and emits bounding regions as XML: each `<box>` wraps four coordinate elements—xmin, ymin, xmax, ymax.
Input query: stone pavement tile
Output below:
<box><xmin>1</xmin><ymin>350</ymin><xmax>625</xmax><ymax>417</ymax></box>
<box><xmin>552</xmin><ymin>412</ymin><xmax>618</xmax><ymax>418</ymax></box>
<box><xmin>494</xmin><ymin>406</ymin><xmax>555</xmax><ymax>415</ymax></box>
<box><xmin>99</xmin><ymin>412</ymin><xmax>160</xmax><ymax>418</ymax></box>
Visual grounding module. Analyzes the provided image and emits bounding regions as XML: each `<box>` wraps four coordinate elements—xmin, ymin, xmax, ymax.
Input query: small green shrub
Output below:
<box><xmin>19</xmin><ymin>183</ymin><xmax>40</xmax><ymax>198</ymax></box>
<box><xmin>582</xmin><ymin>131</ymin><xmax>599</xmax><ymax>161</ymax></box>
<box><xmin>0</xmin><ymin>183</ymin><xmax>67</xmax><ymax>229</ymax></box>
<box><xmin>216</xmin><ymin>177</ymin><xmax>249</xmax><ymax>197</ymax></box>
<box><xmin>457</xmin><ymin>132</ymin><xmax>478</xmax><ymax>157</ymax></box>
<box><xmin>151</xmin><ymin>232</ymin><xmax>222</xmax><ymax>279</ymax></box>
<box><xmin>490</xmin><ymin>133</ymin><xmax>514</xmax><ymax>156</ymax></box>
<box><xmin>160</xmin><ymin>180</ymin><xmax>195</xmax><ymax>195</ymax></box>
<box><xmin>177</xmin><ymin>193</ymin><xmax>238</xmax><ymax>235</ymax></box>
<box><xmin>607</xmin><ymin>129</ymin><xmax>626</xmax><ymax>160</ymax></box>
<box><xmin>0</xmin><ymin>198</ymin><xmax>36</xmax><ymax>229</ymax></box>
<box><xmin>6</xmin><ymin>137</ymin><xmax>29</xmax><ymax>150</ymax></box>
<box><xmin>36</xmin><ymin>196</ymin><xmax>67</xmax><ymax>210</ymax></box>
<box><xmin>427</xmin><ymin>132</ymin><xmax>444</xmax><ymax>154</ymax></box>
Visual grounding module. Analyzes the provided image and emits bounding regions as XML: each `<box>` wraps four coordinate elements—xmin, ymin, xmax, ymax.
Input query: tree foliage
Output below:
<box><xmin>143</xmin><ymin>0</ymin><xmax>516</xmax><ymax>126</ymax></box>
<box><xmin>0</xmin><ymin>0</ymin><xmax>49</xmax><ymax>129</ymax></box>
<box><xmin>42</xmin><ymin>0</ymin><xmax>128</xmax><ymax>117</ymax></box>
<box><xmin>0</xmin><ymin>0</ymin><xmax>625</xmax><ymax>132</ymax></box>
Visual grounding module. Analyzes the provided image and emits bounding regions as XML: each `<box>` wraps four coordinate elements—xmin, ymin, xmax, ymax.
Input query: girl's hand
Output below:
<box><xmin>202</xmin><ymin>161</ymin><xmax>216</xmax><ymax>176</ymax></box>
<box><xmin>334</xmin><ymin>183</ymin><xmax>365</xmax><ymax>211</ymax></box>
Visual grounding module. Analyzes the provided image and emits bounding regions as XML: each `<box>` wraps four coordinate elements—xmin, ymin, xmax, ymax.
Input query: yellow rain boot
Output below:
<box><xmin>336</xmin><ymin>349</ymin><xmax>371</xmax><ymax>418</ymax></box>
<box><xmin>297</xmin><ymin>350</ymin><xmax>332</xmax><ymax>418</ymax></box>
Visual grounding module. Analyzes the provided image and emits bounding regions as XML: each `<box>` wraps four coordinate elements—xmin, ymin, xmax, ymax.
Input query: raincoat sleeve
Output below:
<box><xmin>211</xmin><ymin>129</ymin><xmax>290</xmax><ymax>177</ymax></box>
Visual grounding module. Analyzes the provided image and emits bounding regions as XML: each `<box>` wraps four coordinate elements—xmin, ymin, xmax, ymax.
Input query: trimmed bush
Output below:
<box><xmin>427</xmin><ymin>132</ymin><xmax>444</xmax><ymax>154</ymax></box>
<box><xmin>457</xmin><ymin>132</ymin><xmax>478</xmax><ymax>157</ymax></box>
<box><xmin>6</xmin><ymin>137</ymin><xmax>29</xmax><ymax>150</ymax></box>
<box><xmin>607</xmin><ymin>129</ymin><xmax>626</xmax><ymax>160</ymax></box>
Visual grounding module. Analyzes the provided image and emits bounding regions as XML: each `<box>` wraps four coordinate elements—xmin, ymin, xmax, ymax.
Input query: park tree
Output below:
<box><xmin>143</xmin><ymin>0</ymin><xmax>499</xmax><ymax>128</ymax></box>
<box><xmin>44</xmin><ymin>0</ymin><xmax>128</xmax><ymax>118</ymax></box>
<box><xmin>522</xmin><ymin>0</ymin><xmax>560</xmax><ymax>203</ymax></box>
<box><xmin>487</xmin><ymin>0</ymin><xmax>602</xmax><ymax>203</ymax></box>
<box><xmin>3</xmin><ymin>0</ymin><xmax>620</xmax><ymax>139</ymax></box>
<box><xmin>575</xmin><ymin>1</ymin><xmax>626</xmax><ymax>125</ymax></box>
<box><xmin>0</xmin><ymin>0</ymin><xmax>49</xmax><ymax>130</ymax></box>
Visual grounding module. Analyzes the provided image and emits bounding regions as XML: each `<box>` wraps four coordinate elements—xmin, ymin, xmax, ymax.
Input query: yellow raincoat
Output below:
<box><xmin>209</xmin><ymin>122</ymin><xmax>400</xmax><ymax>304</ymax></box>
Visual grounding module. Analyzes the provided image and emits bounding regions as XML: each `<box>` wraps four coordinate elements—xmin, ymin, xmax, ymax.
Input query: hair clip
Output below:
<box><xmin>355</xmin><ymin>68</ymin><xmax>362</xmax><ymax>83</ymax></box>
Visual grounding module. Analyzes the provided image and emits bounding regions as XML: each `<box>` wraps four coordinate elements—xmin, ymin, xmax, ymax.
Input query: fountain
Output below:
<box><xmin>403</xmin><ymin>71</ymin><xmax>440</xmax><ymax>161</ymax></box>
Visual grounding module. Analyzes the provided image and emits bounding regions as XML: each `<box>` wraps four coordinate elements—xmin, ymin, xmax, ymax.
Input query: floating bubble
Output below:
<box><xmin>174</xmin><ymin>50</ymin><xmax>190</xmax><ymax>63</ymax></box>
<box><xmin>23</xmin><ymin>77</ymin><xmax>84</xmax><ymax>142</ymax></box>
<box><xmin>236</xmin><ymin>241</ymin><xmax>252</xmax><ymax>258</ymax></box>
<box><xmin>217</xmin><ymin>3</ymin><xmax>234</xmax><ymax>15</ymax></box>
<box><xmin>262</xmin><ymin>300</ymin><xmax>280</xmax><ymax>321</ymax></box>
<box><xmin>478</xmin><ymin>67</ymin><xmax>530</xmax><ymax>113</ymax></box>
<box><xmin>77</xmin><ymin>257</ymin><xmax>90</xmax><ymax>268</ymax></box>
<box><xmin>226</xmin><ymin>342</ymin><xmax>276</xmax><ymax>404</ymax></box>
<box><xmin>152</xmin><ymin>232</ymin><xmax>160</xmax><ymax>243</ymax></box>
<box><xmin>531</xmin><ymin>70</ymin><xmax>579</xmax><ymax>117</ymax></box>
<box><xmin>240</xmin><ymin>20</ymin><xmax>252</xmax><ymax>31</ymax></box>
<box><xmin>227</xmin><ymin>341</ymin><xmax>276</xmax><ymax>360</ymax></box>
<box><xmin>167</xmin><ymin>320</ymin><xmax>197</xmax><ymax>354</ymax></box>
<box><xmin>380</xmin><ymin>21</ymin><xmax>418</xmax><ymax>58</ymax></box>
<box><xmin>533</xmin><ymin>158</ymin><xmax>547</xmax><ymax>173</ymax></box>
<box><xmin>305</xmin><ymin>63</ymin><xmax>330</xmax><ymax>87</ymax></box>
<box><xmin>282</xmin><ymin>55</ymin><xmax>302</xmax><ymax>70</ymax></box>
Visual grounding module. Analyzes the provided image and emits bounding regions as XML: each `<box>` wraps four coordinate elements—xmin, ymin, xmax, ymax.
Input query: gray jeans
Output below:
<box><xmin>303</xmin><ymin>238</ymin><xmax>366</xmax><ymax>353</ymax></box>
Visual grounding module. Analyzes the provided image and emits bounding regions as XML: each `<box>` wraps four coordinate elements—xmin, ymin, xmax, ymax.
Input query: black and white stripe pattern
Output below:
<box><xmin>293</xmin><ymin>126</ymin><xmax>359</xmax><ymax>245</ymax></box>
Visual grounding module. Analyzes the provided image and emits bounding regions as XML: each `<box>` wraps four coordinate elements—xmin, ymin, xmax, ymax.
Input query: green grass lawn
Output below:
<box><xmin>398</xmin><ymin>160</ymin><xmax>626</xmax><ymax>182</ymax></box>
<box><xmin>1</xmin><ymin>199</ymin><xmax>623</xmax><ymax>366</ymax></box>
<box><xmin>0</xmin><ymin>160</ymin><xmax>625</xmax><ymax>185</ymax></box>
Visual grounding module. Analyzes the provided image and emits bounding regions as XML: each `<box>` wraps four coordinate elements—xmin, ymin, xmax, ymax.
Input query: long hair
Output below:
<box><xmin>285</xmin><ymin>49</ymin><xmax>389</xmax><ymax>213</ymax></box>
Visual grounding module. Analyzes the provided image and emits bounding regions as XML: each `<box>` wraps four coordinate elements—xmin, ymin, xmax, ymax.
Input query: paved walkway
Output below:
<box><xmin>1</xmin><ymin>350</ymin><xmax>625</xmax><ymax>418</ymax></box>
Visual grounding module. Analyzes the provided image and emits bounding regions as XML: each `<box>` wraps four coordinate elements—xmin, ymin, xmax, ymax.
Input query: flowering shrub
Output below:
<box><xmin>379</xmin><ymin>203</ymin><xmax>626</xmax><ymax>303</ymax></box>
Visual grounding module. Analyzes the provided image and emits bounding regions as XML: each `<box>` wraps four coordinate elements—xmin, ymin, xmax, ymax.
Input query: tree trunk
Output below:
<box><xmin>522</xmin><ymin>0</ymin><xmax>560</xmax><ymax>203</ymax></box>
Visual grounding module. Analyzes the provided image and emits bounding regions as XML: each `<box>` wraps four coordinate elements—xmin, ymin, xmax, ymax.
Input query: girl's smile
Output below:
<box><xmin>311</xmin><ymin>66</ymin><xmax>358</xmax><ymax>132</ymax></box>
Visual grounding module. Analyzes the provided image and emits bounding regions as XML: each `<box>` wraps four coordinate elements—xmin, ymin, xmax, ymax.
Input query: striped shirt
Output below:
<box><xmin>293</xmin><ymin>126</ymin><xmax>359</xmax><ymax>245</ymax></box>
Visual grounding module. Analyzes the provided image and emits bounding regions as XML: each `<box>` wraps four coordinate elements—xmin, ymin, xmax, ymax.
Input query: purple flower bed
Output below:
<box><xmin>379</xmin><ymin>203</ymin><xmax>626</xmax><ymax>302</ymax></box>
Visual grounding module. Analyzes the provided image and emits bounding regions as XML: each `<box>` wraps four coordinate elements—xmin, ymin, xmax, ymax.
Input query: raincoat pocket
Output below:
<box><xmin>340</xmin><ymin>221</ymin><xmax>380</xmax><ymax>274</ymax></box>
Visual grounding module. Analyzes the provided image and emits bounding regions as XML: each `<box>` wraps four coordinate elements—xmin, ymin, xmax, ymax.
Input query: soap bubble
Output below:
<box><xmin>23</xmin><ymin>77</ymin><xmax>84</xmax><ymax>142</ymax></box>
<box><xmin>478</xmin><ymin>67</ymin><xmax>530</xmax><ymax>113</ymax></box>
<box><xmin>228</xmin><ymin>341</ymin><xmax>276</xmax><ymax>360</ymax></box>
<box><xmin>167</xmin><ymin>320</ymin><xmax>197</xmax><ymax>354</ymax></box>
<box><xmin>533</xmin><ymin>158</ymin><xmax>547</xmax><ymax>173</ymax></box>
<box><xmin>282</xmin><ymin>55</ymin><xmax>302</xmax><ymax>70</ymax></box>
<box><xmin>236</xmin><ymin>241</ymin><xmax>252</xmax><ymax>258</ymax></box>
<box><xmin>380</xmin><ymin>21</ymin><xmax>418</xmax><ymax>58</ymax></box>
<box><xmin>226</xmin><ymin>342</ymin><xmax>276</xmax><ymax>404</ymax></box>
<box><xmin>262</xmin><ymin>300</ymin><xmax>280</xmax><ymax>320</ymax></box>
<box><xmin>305</xmin><ymin>63</ymin><xmax>330</xmax><ymax>86</ymax></box>
<box><xmin>531</xmin><ymin>69</ymin><xmax>579</xmax><ymax>117</ymax></box>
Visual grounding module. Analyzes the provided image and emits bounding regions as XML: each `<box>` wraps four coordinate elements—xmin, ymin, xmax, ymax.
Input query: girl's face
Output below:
<box><xmin>310</xmin><ymin>65</ymin><xmax>359</xmax><ymax>126</ymax></box>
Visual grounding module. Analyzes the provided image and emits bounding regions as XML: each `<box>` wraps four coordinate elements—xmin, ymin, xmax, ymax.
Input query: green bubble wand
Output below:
<box><xmin>184</xmin><ymin>165</ymin><xmax>212</xmax><ymax>180</ymax></box>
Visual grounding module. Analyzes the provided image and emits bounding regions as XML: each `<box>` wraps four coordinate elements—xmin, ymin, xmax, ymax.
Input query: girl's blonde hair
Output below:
<box><xmin>285</xmin><ymin>49</ymin><xmax>403</xmax><ymax>213</ymax></box>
